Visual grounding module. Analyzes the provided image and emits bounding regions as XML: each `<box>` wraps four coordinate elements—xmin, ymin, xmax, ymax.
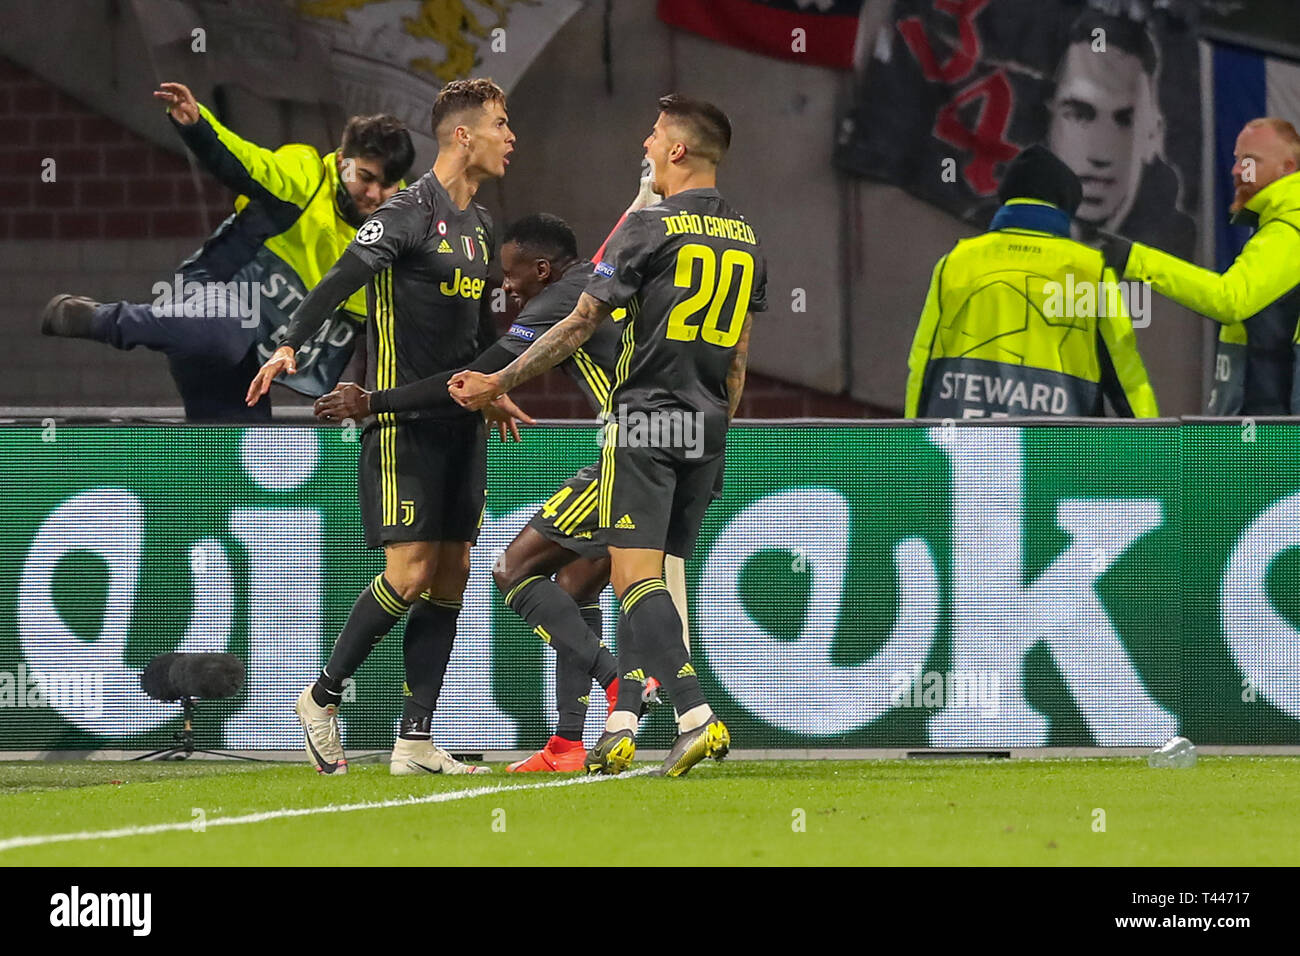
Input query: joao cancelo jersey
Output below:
<box><xmin>585</xmin><ymin>188</ymin><xmax>767</xmax><ymax>448</ymax></box>
<box><xmin>347</xmin><ymin>169</ymin><xmax>494</xmax><ymax>423</ymax></box>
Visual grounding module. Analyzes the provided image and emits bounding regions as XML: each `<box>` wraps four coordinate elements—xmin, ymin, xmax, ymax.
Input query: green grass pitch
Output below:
<box><xmin>1</xmin><ymin>756</ymin><xmax>1297</xmax><ymax>866</ymax></box>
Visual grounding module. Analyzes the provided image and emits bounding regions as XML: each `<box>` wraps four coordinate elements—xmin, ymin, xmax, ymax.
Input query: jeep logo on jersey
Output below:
<box><xmin>462</xmin><ymin>236</ymin><xmax>476</xmax><ymax>261</ymax></box>
<box><xmin>440</xmin><ymin>268</ymin><xmax>486</xmax><ymax>300</ymax></box>
<box><xmin>356</xmin><ymin>220</ymin><xmax>384</xmax><ymax>245</ymax></box>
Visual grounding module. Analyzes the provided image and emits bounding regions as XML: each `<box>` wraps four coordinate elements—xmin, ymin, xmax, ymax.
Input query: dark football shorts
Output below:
<box><xmin>528</xmin><ymin>454</ymin><xmax>725</xmax><ymax>562</ymax></box>
<box><xmin>359</xmin><ymin>415</ymin><xmax>486</xmax><ymax>548</ymax></box>
<box><xmin>591</xmin><ymin>429</ymin><xmax>725</xmax><ymax>558</ymax></box>
<box><xmin>528</xmin><ymin>463</ymin><xmax>608</xmax><ymax>561</ymax></box>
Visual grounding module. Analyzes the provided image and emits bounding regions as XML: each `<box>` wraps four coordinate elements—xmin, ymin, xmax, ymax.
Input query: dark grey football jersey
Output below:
<box><xmin>498</xmin><ymin>260</ymin><xmax>624</xmax><ymax>416</ymax></box>
<box><xmin>348</xmin><ymin>170</ymin><xmax>494</xmax><ymax>421</ymax></box>
<box><xmin>585</xmin><ymin>188</ymin><xmax>767</xmax><ymax>448</ymax></box>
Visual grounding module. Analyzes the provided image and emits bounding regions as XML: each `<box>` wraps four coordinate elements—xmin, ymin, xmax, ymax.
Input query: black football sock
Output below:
<box><xmin>504</xmin><ymin>575</ymin><xmax>609</xmax><ymax>681</ymax></box>
<box><xmin>553</xmin><ymin>606</ymin><xmax>603</xmax><ymax>738</ymax></box>
<box><xmin>312</xmin><ymin>574</ymin><xmax>410</xmax><ymax>707</ymax></box>
<box><xmin>554</xmin><ymin>602</ymin><xmax>603</xmax><ymax>741</ymax></box>
<box><xmin>554</xmin><ymin>656</ymin><xmax>591</xmax><ymax>742</ymax></box>
<box><xmin>614</xmin><ymin>607</ymin><xmax>648</xmax><ymax>715</ymax></box>
<box><xmin>579</xmin><ymin>601</ymin><xmax>604</xmax><ymax>652</ymax></box>
<box><xmin>622</xmin><ymin>578</ymin><xmax>706</xmax><ymax>716</ymax></box>
<box><xmin>399</xmin><ymin>596</ymin><xmax>460</xmax><ymax>739</ymax></box>
<box><xmin>579</xmin><ymin>601</ymin><xmax>619</xmax><ymax>689</ymax></box>
<box><xmin>399</xmin><ymin>698</ymin><xmax>432</xmax><ymax>740</ymax></box>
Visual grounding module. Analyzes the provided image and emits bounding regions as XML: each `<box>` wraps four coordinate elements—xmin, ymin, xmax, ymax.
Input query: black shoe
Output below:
<box><xmin>40</xmin><ymin>294</ymin><xmax>102</xmax><ymax>338</ymax></box>
<box><xmin>585</xmin><ymin>729</ymin><xmax>636</xmax><ymax>775</ymax></box>
<box><xmin>659</xmin><ymin>714</ymin><xmax>729</xmax><ymax>778</ymax></box>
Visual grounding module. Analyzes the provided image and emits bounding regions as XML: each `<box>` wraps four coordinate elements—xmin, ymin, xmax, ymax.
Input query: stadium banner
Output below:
<box><xmin>131</xmin><ymin>0</ymin><xmax>582</xmax><ymax>163</ymax></box>
<box><xmin>1</xmin><ymin>421</ymin><xmax>1299</xmax><ymax>752</ymax></box>
<box><xmin>656</xmin><ymin>0</ymin><xmax>861</xmax><ymax>69</ymax></box>
<box><xmin>835</xmin><ymin>0</ymin><xmax>1202</xmax><ymax>257</ymax></box>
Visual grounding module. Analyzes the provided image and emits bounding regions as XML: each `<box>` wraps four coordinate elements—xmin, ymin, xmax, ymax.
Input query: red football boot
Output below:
<box><xmin>506</xmin><ymin>735</ymin><xmax>586</xmax><ymax>772</ymax></box>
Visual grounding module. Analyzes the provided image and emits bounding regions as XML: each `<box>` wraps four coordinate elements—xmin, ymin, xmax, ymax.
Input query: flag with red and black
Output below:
<box><xmin>657</xmin><ymin>0</ymin><xmax>862</xmax><ymax>69</ymax></box>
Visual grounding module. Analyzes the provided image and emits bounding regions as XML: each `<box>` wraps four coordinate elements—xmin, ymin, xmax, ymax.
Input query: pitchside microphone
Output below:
<box><xmin>141</xmin><ymin>653</ymin><xmax>244</xmax><ymax>702</ymax></box>
<box><xmin>136</xmin><ymin>653</ymin><xmax>254</xmax><ymax>762</ymax></box>
<box><xmin>140</xmin><ymin>653</ymin><xmax>181</xmax><ymax>701</ymax></box>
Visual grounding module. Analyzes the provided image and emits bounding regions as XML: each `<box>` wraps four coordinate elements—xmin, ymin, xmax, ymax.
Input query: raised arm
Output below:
<box><xmin>158</xmin><ymin>82</ymin><xmax>320</xmax><ymax>208</ymax></box>
<box><xmin>1116</xmin><ymin>221</ymin><xmax>1300</xmax><ymax>325</ymax></box>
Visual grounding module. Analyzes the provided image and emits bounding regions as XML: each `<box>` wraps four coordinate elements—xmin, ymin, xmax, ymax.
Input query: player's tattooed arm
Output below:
<box><xmin>725</xmin><ymin>313</ymin><xmax>754</xmax><ymax>421</ymax></box>
<box><xmin>450</xmin><ymin>294</ymin><xmax>611</xmax><ymax>410</ymax></box>
<box><xmin>497</xmin><ymin>293</ymin><xmax>611</xmax><ymax>391</ymax></box>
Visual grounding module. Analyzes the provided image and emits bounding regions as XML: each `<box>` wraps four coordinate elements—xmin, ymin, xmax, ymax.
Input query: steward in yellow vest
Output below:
<box><xmin>906</xmin><ymin>146</ymin><xmax>1158</xmax><ymax>419</ymax></box>
<box><xmin>40</xmin><ymin>81</ymin><xmax>413</xmax><ymax>420</ymax></box>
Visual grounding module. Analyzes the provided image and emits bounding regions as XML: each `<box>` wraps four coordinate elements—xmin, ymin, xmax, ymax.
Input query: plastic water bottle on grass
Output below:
<box><xmin>1148</xmin><ymin>736</ymin><xmax>1197</xmax><ymax>768</ymax></box>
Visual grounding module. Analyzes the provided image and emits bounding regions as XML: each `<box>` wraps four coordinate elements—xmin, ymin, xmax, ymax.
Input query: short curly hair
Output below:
<box><xmin>431</xmin><ymin>78</ymin><xmax>506</xmax><ymax>139</ymax></box>
<box><xmin>340</xmin><ymin>114</ymin><xmax>414</xmax><ymax>186</ymax></box>
<box><xmin>503</xmin><ymin>213</ymin><xmax>578</xmax><ymax>263</ymax></box>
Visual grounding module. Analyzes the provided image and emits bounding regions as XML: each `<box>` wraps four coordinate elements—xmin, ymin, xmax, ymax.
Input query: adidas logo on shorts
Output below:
<box><xmin>615</xmin><ymin>514</ymin><xmax>636</xmax><ymax>529</ymax></box>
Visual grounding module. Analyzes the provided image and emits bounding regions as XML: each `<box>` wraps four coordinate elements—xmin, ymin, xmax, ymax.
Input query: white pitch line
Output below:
<box><xmin>0</xmin><ymin>767</ymin><xmax>656</xmax><ymax>853</ymax></box>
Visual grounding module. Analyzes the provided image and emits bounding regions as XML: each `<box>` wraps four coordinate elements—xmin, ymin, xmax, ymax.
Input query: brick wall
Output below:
<box><xmin>0</xmin><ymin>57</ymin><xmax>230</xmax><ymax>242</ymax></box>
<box><xmin>0</xmin><ymin>54</ymin><xmax>885</xmax><ymax>417</ymax></box>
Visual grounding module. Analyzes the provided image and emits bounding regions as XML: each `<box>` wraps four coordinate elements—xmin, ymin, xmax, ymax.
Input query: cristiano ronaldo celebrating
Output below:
<box><xmin>247</xmin><ymin>78</ymin><xmax>516</xmax><ymax>776</ymax></box>
<box><xmin>451</xmin><ymin>94</ymin><xmax>767</xmax><ymax>777</ymax></box>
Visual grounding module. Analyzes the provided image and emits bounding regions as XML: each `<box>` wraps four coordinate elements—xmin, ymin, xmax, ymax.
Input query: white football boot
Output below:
<box><xmin>295</xmin><ymin>685</ymin><xmax>347</xmax><ymax>775</ymax></box>
<box><xmin>390</xmin><ymin>737</ymin><xmax>491</xmax><ymax>775</ymax></box>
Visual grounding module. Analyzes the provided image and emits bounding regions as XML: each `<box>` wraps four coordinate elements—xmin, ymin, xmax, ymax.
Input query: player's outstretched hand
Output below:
<box><xmin>483</xmin><ymin>393</ymin><xmax>535</xmax><ymax>442</ymax></box>
<box><xmin>154</xmin><ymin>82</ymin><xmax>200</xmax><ymax>125</ymax></box>
<box><xmin>247</xmin><ymin>345</ymin><xmax>297</xmax><ymax>406</ymax></box>
<box><xmin>314</xmin><ymin>383</ymin><xmax>370</xmax><ymax>423</ymax></box>
<box><xmin>447</xmin><ymin>370</ymin><xmax>503</xmax><ymax>411</ymax></box>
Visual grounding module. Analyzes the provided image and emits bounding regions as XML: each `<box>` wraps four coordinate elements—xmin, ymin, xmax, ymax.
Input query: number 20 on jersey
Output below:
<box><xmin>666</xmin><ymin>243</ymin><xmax>755</xmax><ymax>348</ymax></box>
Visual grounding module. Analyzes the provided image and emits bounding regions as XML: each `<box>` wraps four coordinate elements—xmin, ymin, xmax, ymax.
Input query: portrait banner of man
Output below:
<box><xmin>836</xmin><ymin>0</ymin><xmax>1201</xmax><ymax>256</ymax></box>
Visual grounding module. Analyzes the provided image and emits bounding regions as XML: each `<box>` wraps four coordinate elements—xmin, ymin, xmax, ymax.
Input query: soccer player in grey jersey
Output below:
<box><xmin>316</xmin><ymin>213</ymin><xmax>627</xmax><ymax>769</ymax></box>
<box><xmin>247</xmin><ymin>78</ymin><xmax>519</xmax><ymax>777</ymax></box>
<box><xmin>451</xmin><ymin>94</ymin><xmax>768</xmax><ymax>777</ymax></box>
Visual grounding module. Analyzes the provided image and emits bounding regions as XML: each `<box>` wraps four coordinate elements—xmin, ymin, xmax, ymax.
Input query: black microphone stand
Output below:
<box><xmin>133</xmin><ymin>697</ymin><xmax>268</xmax><ymax>762</ymax></box>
